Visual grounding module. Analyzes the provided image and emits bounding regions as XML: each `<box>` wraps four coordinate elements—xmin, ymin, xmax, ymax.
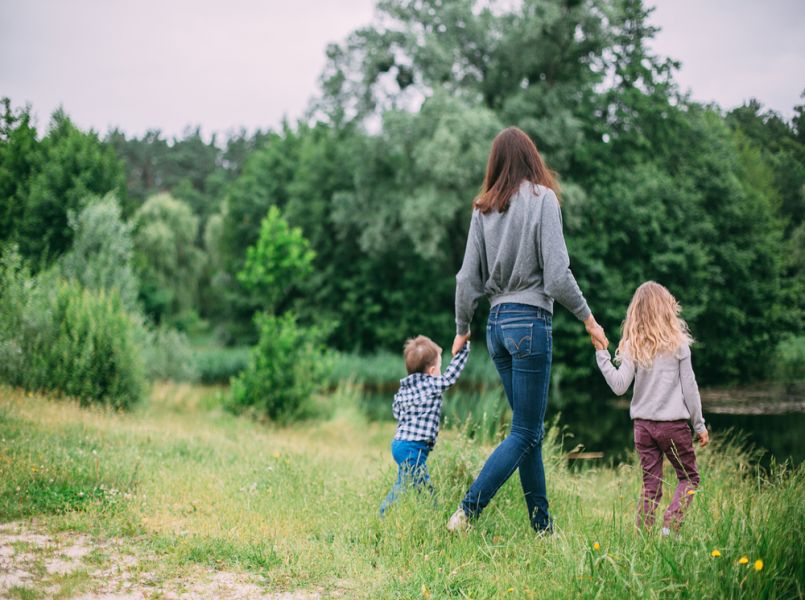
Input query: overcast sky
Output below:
<box><xmin>1</xmin><ymin>0</ymin><xmax>803</xmax><ymax>139</ymax></box>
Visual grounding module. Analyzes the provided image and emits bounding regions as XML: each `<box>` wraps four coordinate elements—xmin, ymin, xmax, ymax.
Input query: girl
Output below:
<box><xmin>595</xmin><ymin>281</ymin><xmax>709</xmax><ymax>534</ymax></box>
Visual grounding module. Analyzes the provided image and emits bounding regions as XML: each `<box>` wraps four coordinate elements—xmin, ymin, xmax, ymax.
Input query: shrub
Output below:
<box><xmin>191</xmin><ymin>346</ymin><xmax>250</xmax><ymax>384</ymax></box>
<box><xmin>0</xmin><ymin>246</ymin><xmax>147</xmax><ymax>408</ymax></box>
<box><xmin>772</xmin><ymin>335</ymin><xmax>805</xmax><ymax>382</ymax></box>
<box><xmin>229</xmin><ymin>312</ymin><xmax>327</xmax><ymax>423</ymax></box>
<box><xmin>0</xmin><ymin>246</ymin><xmax>52</xmax><ymax>385</ymax></box>
<box><xmin>45</xmin><ymin>281</ymin><xmax>147</xmax><ymax>409</ymax></box>
<box><xmin>140</xmin><ymin>325</ymin><xmax>198</xmax><ymax>382</ymax></box>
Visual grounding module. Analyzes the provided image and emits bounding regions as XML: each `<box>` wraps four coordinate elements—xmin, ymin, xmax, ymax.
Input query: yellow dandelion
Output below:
<box><xmin>754</xmin><ymin>559</ymin><xmax>764</xmax><ymax>571</ymax></box>
<box><xmin>507</xmin><ymin>588</ymin><xmax>514</xmax><ymax>593</ymax></box>
<box><xmin>738</xmin><ymin>556</ymin><xmax>749</xmax><ymax>565</ymax></box>
<box><xmin>593</xmin><ymin>542</ymin><xmax>601</xmax><ymax>551</ymax></box>
<box><xmin>686</xmin><ymin>489</ymin><xmax>696</xmax><ymax>496</ymax></box>
<box><xmin>272</xmin><ymin>451</ymin><xmax>281</xmax><ymax>459</ymax></box>
<box><xmin>711</xmin><ymin>549</ymin><xmax>721</xmax><ymax>558</ymax></box>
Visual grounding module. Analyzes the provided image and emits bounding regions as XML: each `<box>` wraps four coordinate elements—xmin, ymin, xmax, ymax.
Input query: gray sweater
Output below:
<box><xmin>596</xmin><ymin>346</ymin><xmax>706</xmax><ymax>433</ymax></box>
<box><xmin>455</xmin><ymin>181</ymin><xmax>591</xmax><ymax>335</ymax></box>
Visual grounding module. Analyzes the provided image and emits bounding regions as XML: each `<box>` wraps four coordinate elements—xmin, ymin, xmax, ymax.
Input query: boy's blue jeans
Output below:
<box><xmin>379</xmin><ymin>439</ymin><xmax>433</xmax><ymax>516</ymax></box>
<box><xmin>461</xmin><ymin>303</ymin><xmax>553</xmax><ymax>531</ymax></box>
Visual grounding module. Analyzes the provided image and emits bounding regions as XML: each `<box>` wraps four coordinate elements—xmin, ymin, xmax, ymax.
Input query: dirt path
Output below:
<box><xmin>0</xmin><ymin>521</ymin><xmax>339</xmax><ymax>599</ymax></box>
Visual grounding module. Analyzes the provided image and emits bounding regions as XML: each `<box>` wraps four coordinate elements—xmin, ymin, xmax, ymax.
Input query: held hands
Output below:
<box><xmin>584</xmin><ymin>315</ymin><xmax>609</xmax><ymax>350</ymax></box>
<box><xmin>452</xmin><ymin>333</ymin><xmax>471</xmax><ymax>356</ymax></box>
<box><xmin>697</xmin><ymin>429</ymin><xmax>710</xmax><ymax>447</ymax></box>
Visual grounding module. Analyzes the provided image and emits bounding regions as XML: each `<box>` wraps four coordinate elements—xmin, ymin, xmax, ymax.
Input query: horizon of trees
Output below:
<box><xmin>1</xmin><ymin>0</ymin><xmax>803</xmax><ymax>391</ymax></box>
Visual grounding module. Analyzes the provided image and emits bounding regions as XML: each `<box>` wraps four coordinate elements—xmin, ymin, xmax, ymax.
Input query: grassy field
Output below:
<box><xmin>1</xmin><ymin>383</ymin><xmax>803</xmax><ymax>599</ymax></box>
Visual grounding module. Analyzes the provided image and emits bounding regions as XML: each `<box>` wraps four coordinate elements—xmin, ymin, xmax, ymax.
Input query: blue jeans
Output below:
<box><xmin>379</xmin><ymin>439</ymin><xmax>433</xmax><ymax>516</ymax></box>
<box><xmin>461</xmin><ymin>303</ymin><xmax>553</xmax><ymax>531</ymax></box>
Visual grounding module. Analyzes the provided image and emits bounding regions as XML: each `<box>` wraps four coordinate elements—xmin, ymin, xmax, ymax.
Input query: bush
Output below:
<box><xmin>140</xmin><ymin>325</ymin><xmax>198</xmax><ymax>382</ymax></box>
<box><xmin>42</xmin><ymin>281</ymin><xmax>147</xmax><ymax>409</ymax></box>
<box><xmin>229</xmin><ymin>312</ymin><xmax>327</xmax><ymax>423</ymax></box>
<box><xmin>191</xmin><ymin>346</ymin><xmax>250</xmax><ymax>384</ymax></box>
<box><xmin>0</xmin><ymin>246</ymin><xmax>147</xmax><ymax>409</ymax></box>
<box><xmin>0</xmin><ymin>246</ymin><xmax>52</xmax><ymax>384</ymax></box>
<box><xmin>772</xmin><ymin>335</ymin><xmax>805</xmax><ymax>382</ymax></box>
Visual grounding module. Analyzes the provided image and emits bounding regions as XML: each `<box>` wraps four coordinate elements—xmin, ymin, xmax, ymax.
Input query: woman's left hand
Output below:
<box><xmin>452</xmin><ymin>333</ymin><xmax>470</xmax><ymax>355</ymax></box>
<box><xmin>584</xmin><ymin>314</ymin><xmax>608</xmax><ymax>349</ymax></box>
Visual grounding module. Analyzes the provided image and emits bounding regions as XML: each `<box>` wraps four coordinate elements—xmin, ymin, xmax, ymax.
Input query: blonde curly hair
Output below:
<box><xmin>617</xmin><ymin>281</ymin><xmax>694</xmax><ymax>368</ymax></box>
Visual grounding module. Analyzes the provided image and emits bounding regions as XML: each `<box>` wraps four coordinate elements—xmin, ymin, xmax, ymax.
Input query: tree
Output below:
<box><xmin>230</xmin><ymin>206</ymin><xmax>325</xmax><ymax>422</ymax></box>
<box><xmin>0</xmin><ymin>99</ymin><xmax>40</xmax><ymax>244</ymax></box>
<box><xmin>304</xmin><ymin>0</ymin><xmax>798</xmax><ymax>386</ymax></box>
<box><xmin>315</xmin><ymin>0</ymin><xmax>614</xmax><ymax>173</ymax></box>
<box><xmin>132</xmin><ymin>193</ymin><xmax>205</xmax><ymax>322</ymax></box>
<box><xmin>108</xmin><ymin>126</ymin><xmax>228</xmax><ymax>221</ymax></box>
<box><xmin>219</xmin><ymin>126</ymin><xmax>299</xmax><ymax>275</ymax></box>
<box><xmin>60</xmin><ymin>194</ymin><xmax>139</xmax><ymax>311</ymax></box>
<box><xmin>20</xmin><ymin>109</ymin><xmax>125</xmax><ymax>262</ymax></box>
<box><xmin>237</xmin><ymin>205</ymin><xmax>315</xmax><ymax>312</ymax></box>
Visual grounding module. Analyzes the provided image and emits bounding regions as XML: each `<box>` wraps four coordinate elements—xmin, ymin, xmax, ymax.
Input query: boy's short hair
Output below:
<box><xmin>403</xmin><ymin>335</ymin><xmax>442</xmax><ymax>374</ymax></box>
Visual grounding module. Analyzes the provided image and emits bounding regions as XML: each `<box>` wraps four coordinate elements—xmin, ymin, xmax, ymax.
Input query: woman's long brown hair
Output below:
<box><xmin>474</xmin><ymin>127</ymin><xmax>560</xmax><ymax>213</ymax></box>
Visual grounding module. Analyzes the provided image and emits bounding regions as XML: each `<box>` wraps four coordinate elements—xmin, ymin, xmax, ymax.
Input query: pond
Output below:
<box><xmin>360</xmin><ymin>382</ymin><xmax>805</xmax><ymax>466</ymax></box>
<box><xmin>556</xmin><ymin>388</ymin><xmax>805</xmax><ymax>466</ymax></box>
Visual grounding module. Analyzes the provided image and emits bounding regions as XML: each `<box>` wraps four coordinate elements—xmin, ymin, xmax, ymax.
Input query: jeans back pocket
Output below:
<box><xmin>500</xmin><ymin>322</ymin><xmax>533</xmax><ymax>358</ymax></box>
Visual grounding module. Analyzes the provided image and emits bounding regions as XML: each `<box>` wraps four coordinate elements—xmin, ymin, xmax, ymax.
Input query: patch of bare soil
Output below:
<box><xmin>0</xmin><ymin>521</ymin><xmax>345</xmax><ymax>599</ymax></box>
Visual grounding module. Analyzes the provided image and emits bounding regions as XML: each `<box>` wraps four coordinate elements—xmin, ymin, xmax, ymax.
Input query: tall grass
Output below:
<box><xmin>1</xmin><ymin>383</ymin><xmax>803</xmax><ymax>598</ymax></box>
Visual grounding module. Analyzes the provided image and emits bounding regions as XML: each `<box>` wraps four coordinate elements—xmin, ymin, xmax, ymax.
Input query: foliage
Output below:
<box><xmin>237</xmin><ymin>205</ymin><xmax>315</xmax><ymax>311</ymax></box>
<box><xmin>59</xmin><ymin>193</ymin><xmax>139</xmax><ymax>311</ymax></box>
<box><xmin>219</xmin><ymin>128</ymin><xmax>298</xmax><ymax>276</ymax></box>
<box><xmin>0</xmin><ymin>245</ymin><xmax>52</xmax><ymax>382</ymax></box>
<box><xmin>139</xmin><ymin>325</ymin><xmax>198</xmax><ymax>382</ymax></box>
<box><xmin>190</xmin><ymin>345</ymin><xmax>250</xmax><ymax>384</ymax></box>
<box><xmin>0</xmin><ymin>99</ymin><xmax>39</xmax><ymax>244</ymax></box>
<box><xmin>0</xmin><ymin>247</ymin><xmax>146</xmax><ymax>408</ymax></box>
<box><xmin>48</xmin><ymin>281</ymin><xmax>146</xmax><ymax>408</ymax></box>
<box><xmin>18</xmin><ymin>110</ymin><xmax>125</xmax><ymax>262</ymax></box>
<box><xmin>2</xmin><ymin>0</ymin><xmax>803</xmax><ymax>389</ymax></box>
<box><xmin>772</xmin><ymin>335</ymin><xmax>805</xmax><ymax>382</ymax></box>
<box><xmin>229</xmin><ymin>312</ymin><xmax>327</xmax><ymax>423</ymax></box>
<box><xmin>132</xmin><ymin>193</ymin><xmax>205</xmax><ymax>322</ymax></box>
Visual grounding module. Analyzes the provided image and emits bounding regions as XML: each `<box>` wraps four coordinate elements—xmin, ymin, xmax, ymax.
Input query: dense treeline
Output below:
<box><xmin>1</xmin><ymin>0</ymin><xmax>803</xmax><ymax>401</ymax></box>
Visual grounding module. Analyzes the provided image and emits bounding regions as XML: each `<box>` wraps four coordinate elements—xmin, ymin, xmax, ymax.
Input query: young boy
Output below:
<box><xmin>379</xmin><ymin>335</ymin><xmax>470</xmax><ymax>516</ymax></box>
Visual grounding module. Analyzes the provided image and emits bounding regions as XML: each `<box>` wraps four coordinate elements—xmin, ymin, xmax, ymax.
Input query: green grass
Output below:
<box><xmin>1</xmin><ymin>383</ymin><xmax>803</xmax><ymax>598</ymax></box>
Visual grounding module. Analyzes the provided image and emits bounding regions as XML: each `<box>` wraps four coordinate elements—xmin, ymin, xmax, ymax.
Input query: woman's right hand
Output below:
<box><xmin>584</xmin><ymin>315</ymin><xmax>608</xmax><ymax>350</ymax></box>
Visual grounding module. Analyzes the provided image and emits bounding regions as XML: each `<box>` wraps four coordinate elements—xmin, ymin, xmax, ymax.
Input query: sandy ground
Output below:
<box><xmin>0</xmin><ymin>521</ymin><xmax>343</xmax><ymax>599</ymax></box>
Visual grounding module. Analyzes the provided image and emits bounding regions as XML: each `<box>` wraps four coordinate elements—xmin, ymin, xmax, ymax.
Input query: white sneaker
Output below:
<box><xmin>447</xmin><ymin>507</ymin><xmax>469</xmax><ymax>532</ymax></box>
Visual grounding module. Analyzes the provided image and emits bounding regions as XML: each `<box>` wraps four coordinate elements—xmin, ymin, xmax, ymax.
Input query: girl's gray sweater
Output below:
<box><xmin>596</xmin><ymin>345</ymin><xmax>706</xmax><ymax>433</ymax></box>
<box><xmin>454</xmin><ymin>181</ymin><xmax>591</xmax><ymax>335</ymax></box>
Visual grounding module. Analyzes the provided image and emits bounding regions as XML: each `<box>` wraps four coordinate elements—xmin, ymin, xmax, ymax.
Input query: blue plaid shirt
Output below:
<box><xmin>393</xmin><ymin>343</ymin><xmax>470</xmax><ymax>444</ymax></box>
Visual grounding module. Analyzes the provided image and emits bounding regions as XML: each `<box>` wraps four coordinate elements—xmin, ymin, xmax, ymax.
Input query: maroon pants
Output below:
<box><xmin>633</xmin><ymin>419</ymin><xmax>700</xmax><ymax>529</ymax></box>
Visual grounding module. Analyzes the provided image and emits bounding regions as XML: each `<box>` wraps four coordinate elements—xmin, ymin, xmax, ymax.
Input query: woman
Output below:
<box><xmin>448</xmin><ymin>127</ymin><xmax>607</xmax><ymax>533</ymax></box>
